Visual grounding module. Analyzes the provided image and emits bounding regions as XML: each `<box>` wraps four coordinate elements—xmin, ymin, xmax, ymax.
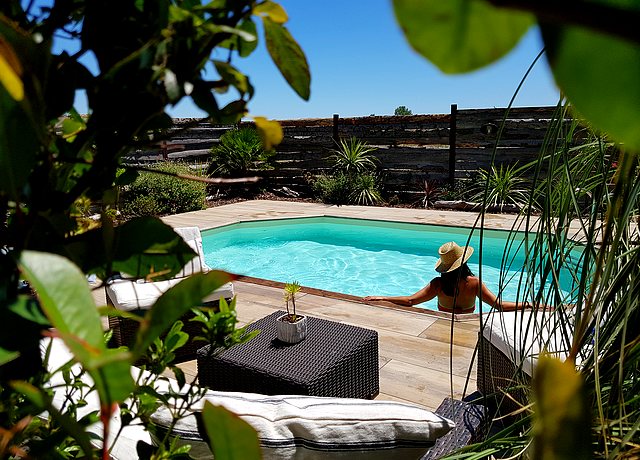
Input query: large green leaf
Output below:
<box><xmin>214</xmin><ymin>60</ymin><xmax>254</xmax><ymax>96</ymax></box>
<box><xmin>542</xmin><ymin>23</ymin><xmax>640</xmax><ymax>151</ymax></box>
<box><xmin>200</xmin><ymin>401</ymin><xmax>261</xmax><ymax>460</ymax></box>
<box><xmin>0</xmin><ymin>347</ymin><xmax>19</xmax><ymax>366</ymax></box>
<box><xmin>393</xmin><ymin>0</ymin><xmax>534</xmax><ymax>73</ymax></box>
<box><xmin>262</xmin><ymin>17</ymin><xmax>310</xmax><ymax>100</ymax></box>
<box><xmin>133</xmin><ymin>270</ymin><xmax>235</xmax><ymax>356</ymax></box>
<box><xmin>18</xmin><ymin>251</ymin><xmax>134</xmax><ymax>403</ymax></box>
<box><xmin>19</xmin><ymin>251</ymin><xmax>105</xmax><ymax>347</ymax></box>
<box><xmin>218</xmin><ymin>18</ymin><xmax>258</xmax><ymax>58</ymax></box>
<box><xmin>0</xmin><ymin>18</ymin><xmax>43</xmax><ymax>199</ymax></box>
<box><xmin>65</xmin><ymin>217</ymin><xmax>195</xmax><ymax>280</ymax></box>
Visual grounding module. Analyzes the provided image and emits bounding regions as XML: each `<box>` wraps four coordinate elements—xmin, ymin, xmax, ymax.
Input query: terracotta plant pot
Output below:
<box><xmin>276</xmin><ymin>314</ymin><xmax>308</xmax><ymax>344</ymax></box>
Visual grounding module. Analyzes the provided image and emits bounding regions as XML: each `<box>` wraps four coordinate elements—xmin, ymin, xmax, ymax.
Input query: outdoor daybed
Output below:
<box><xmin>43</xmin><ymin>337</ymin><xmax>487</xmax><ymax>459</ymax></box>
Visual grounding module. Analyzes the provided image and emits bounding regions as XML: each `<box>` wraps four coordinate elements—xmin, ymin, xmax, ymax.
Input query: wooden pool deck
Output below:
<box><xmin>155</xmin><ymin>200</ymin><xmax>547</xmax><ymax>410</ymax></box>
<box><xmin>94</xmin><ymin>200</ymin><xmax>565</xmax><ymax>410</ymax></box>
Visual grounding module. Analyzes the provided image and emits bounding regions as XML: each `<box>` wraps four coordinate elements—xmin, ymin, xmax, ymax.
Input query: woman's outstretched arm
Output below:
<box><xmin>363</xmin><ymin>279</ymin><xmax>440</xmax><ymax>307</ymax></box>
<box><xmin>477</xmin><ymin>282</ymin><xmax>554</xmax><ymax>311</ymax></box>
<box><xmin>478</xmin><ymin>282</ymin><xmax>530</xmax><ymax>312</ymax></box>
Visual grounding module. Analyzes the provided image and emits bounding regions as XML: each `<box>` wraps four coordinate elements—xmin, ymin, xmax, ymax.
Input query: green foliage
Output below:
<box><xmin>469</xmin><ymin>163</ymin><xmax>532</xmax><ymax>211</ymax></box>
<box><xmin>394</xmin><ymin>105</ymin><xmax>413</xmax><ymax>116</ymax></box>
<box><xmin>393</xmin><ymin>0</ymin><xmax>640</xmax><ymax>151</ymax></box>
<box><xmin>201</xmin><ymin>402</ymin><xmax>262</xmax><ymax>460</ymax></box>
<box><xmin>262</xmin><ymin>17</ymin><xmax>311</xmax><ymax>101</ymax></box>
<box><xmin>0</xmin><ymin>0</ymin><xmax>307</xmax><ymax>457</ymax></box>
<box><xmin>312</xmin><ymin>172</ymin><xmax>384</xmax><ymax>206</ymax></box>
<box><xmin>18</xmin><ymin>251</ymin><xmax>134</xmax><ymax>404</ymax></box>
<box><xmin>283</xmin><ymin>281</ymin><xmax>301</xmax><ymax>318</ymax></box>
<box><xmin>312</xmin><ymin>172</ymin><xmax>351</xmax><ymax>204</ymax></box>
<box><xmin>313</xmin><ymin>137</ymin><xmax>383</xmax><ymax>205</ymax></box>
<box><xmin>416</xmin><ymin>179</ymin><xmax>442</xmax><ymax>208</ymax></box>
<box><xmin>121</xmin><ymin>162</ymin><xmax>206</xmax><ymax>217</ymax></box>
<box><xmin>330</xmin><ymin>137</ymin><xmax>379</xmax><ymax>176</ymax></box>
<box><xmin>207</xmin><ymin>127</ymin><xmax>276</xmax><ymax>177</ymax></box>
<box><xmin>350</xmin><ymin>173</ymin><xmax>384</xmax><ymax>206</ymax></box>
<box><xmin>461</xmin><ymin>105</ymin><xmax>638</xmax><ymax>458</ymax></box>
<box><xmin>532</xmin><ymin>356</ymin><xmax>591</xmax><ymax>460</ymax></box>
<box><xmin>190</xmin><ymin>297</ymin><xmax>260</xmax><ymax>350</ymax></box>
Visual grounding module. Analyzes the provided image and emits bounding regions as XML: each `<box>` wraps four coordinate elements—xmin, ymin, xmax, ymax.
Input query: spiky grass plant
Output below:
<box><xmin>470</xmin><ymin>162</ymin><xmax>532</xmax><ymax>212</ymax></box>
<box><xmin>329</xmin><ymin>137</ymin><xmax>379</xmax><ymax>176</ymax></box>
<box><xmin>207</xmin><ymin>127</ymin><xmax>275</xmax><ymax>177</ymax></box>
<box><xmin>462</xmin><ymin>102</ymin><xmax>639</xmax><ymax>459</ymax></box>
<box><xmin>350</xmin><ymin>173</ymin><xmax>383</xmax><ymax>206</ymax></box>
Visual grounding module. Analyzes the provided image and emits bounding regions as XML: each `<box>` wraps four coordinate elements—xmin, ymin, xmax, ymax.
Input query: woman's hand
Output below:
<box><xmin>363</xmin><ymin>296</ymin><xmax>385</xmax><ymax>302</ymax></box>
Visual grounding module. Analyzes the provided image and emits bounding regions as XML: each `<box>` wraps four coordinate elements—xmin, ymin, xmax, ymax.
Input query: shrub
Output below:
<box><xmin>312</xmin><ymin>172</ymin><xmax>351</xmax><ymax>204</ymax></box>
<box><xmin>350</xmin><ymin>173</ymin><xmax>383</xmax><ymax>205</ymax></box>
<box><xmin>207</xmin><ymin>127</ymin><xmax>275</xmax><ymax>177</ymax></box>
<box><xmin>312</xmin><ymin>172</ymin><xmax>383</xmax><ymax>206</ymax></box>
<box><xmin>120</xmin><ymin>162</ymin><xmax>206</xmax><ymax>217</ymax></box>
<box><xmin>313</xmin><ymin>137</ymin><xmax>383</xmax><ymax>205</ymax></box>
<box><xmin>416</xmin><ymin>179</ymin><xmax>442</xmax><ymax>208</ymax></box>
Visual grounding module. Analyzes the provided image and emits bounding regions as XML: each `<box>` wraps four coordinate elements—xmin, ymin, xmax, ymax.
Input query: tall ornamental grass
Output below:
<box><xmin>466</xmin><ymin>102</ymin><xmax>639</xmax><ymax>459</ymax></box>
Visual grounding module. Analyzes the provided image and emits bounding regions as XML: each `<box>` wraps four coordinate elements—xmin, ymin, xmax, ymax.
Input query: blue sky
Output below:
<box><xmin>171</xmin><ymin>0</ymin><xmax>560</xmax><ymax>119</ymax></box>
<box><xmin>55</xmin><ymin>0</ymin><xmax>560</xmax><ymax>120</ymax></box>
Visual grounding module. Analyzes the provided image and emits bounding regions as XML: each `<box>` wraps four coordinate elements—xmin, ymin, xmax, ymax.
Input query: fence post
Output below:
<box><xmin>449</xmin><ymin>104</ymin><xmax>457</xmax><ymax>186</ymax></box>
<box><xmin>332</xmin><ymin>114</ymin><xmax>339</xmax><ymax>145</ymax></box>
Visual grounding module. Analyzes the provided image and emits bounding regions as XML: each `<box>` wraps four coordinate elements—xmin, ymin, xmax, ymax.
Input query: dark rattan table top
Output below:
<box><xmin>197</xmin><ymin>311</ymin><xmax>379</xmax><ymax>398</ymax></box>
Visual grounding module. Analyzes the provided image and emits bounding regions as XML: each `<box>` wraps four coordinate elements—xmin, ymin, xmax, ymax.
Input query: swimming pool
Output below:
<box><xmin>202</xmin><ymin>216</ymin><xmax>577</xmax><ymax>312</ymax></box>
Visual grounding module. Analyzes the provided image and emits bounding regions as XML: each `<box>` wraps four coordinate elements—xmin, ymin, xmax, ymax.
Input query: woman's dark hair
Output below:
<box><xmin>439</xmin><ymin>263</ymin><xmax>474</xmax><ymax>297</ymax></box>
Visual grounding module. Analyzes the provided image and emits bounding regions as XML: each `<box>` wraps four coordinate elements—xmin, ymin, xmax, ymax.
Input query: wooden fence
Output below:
<box><xmin>124</xmin><ymin>105</ymin><xmax>560</xmax><ymax>199</ymax></box>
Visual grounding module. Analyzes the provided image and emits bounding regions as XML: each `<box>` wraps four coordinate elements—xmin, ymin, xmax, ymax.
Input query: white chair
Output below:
<box><xmin>105</xmin><ymin>226</ymin><xmax>234</xmax><ymax>358</ymax></box>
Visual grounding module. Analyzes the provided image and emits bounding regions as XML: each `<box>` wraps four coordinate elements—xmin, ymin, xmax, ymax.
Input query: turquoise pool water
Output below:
<box><xmin>202</xmin><ymin>217</ymin><xmax>577</xmax><ymax>312</ymax></box>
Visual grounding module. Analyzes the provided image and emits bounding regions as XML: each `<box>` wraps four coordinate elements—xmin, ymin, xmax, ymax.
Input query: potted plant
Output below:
<box><xmin>276</xmin><ymin>281</ymin><xmax>308</xmax><ymax>344</ymax></box>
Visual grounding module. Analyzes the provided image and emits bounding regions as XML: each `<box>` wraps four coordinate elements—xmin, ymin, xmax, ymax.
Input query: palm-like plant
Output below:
<box><xmin>207</xmin><ymin>127</ymin><xmax>275</xmax><ymax>177</ymax></box>
<box><xmin>470</xmin><ymin>163</ymin><xmax>531</xmax><ymax>211</ymax></box>
<box><xmin>283</xmin><ymin>281</ymin><xmax>302</xmax><ymax>320</ymax></box>
<box><xmin>330</xmin><ymin>137</ymin><xmax>379</xmax><ymax>176</ymax></box>
<box><xmin>350</xmin><ymin>173</ymin><xmax>384</xmax><ymax>206</ymax></box>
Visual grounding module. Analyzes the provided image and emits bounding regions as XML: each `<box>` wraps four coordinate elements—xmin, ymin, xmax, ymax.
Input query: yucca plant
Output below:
<box><xmin>470</xmin><ymin>162</ymin><xmax>532</xmax><ymax>212</ymax></box>
<box><xmin>207</xmin><ymin>127</ymin><xmax>276</xmax><ymax>177</ymax></box>
<box><xmin>283</xmin><ymin>281</ymin><xmax>302</xmax><ymax>321</ymax></box>
<box><xmin>330</xmin><ymin>136</ymin><xmax>379</xmax><ymax>176</ymax></box>
<box><xmin>350</xmin><ymin>173</ymin><xmax>384</xmax><ymax>206</ymax></box>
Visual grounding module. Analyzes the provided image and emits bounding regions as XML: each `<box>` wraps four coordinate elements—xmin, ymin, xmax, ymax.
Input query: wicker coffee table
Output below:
<box><xmin>197</xmin><ymin>311</ymin><xmax>379</xmax><ymax>399</ymax></box>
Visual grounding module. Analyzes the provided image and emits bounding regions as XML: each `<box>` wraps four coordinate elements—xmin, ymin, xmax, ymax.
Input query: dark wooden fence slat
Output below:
<box><xmin>122</xmin><ymin>107</ymin><xmax>565</xmax><ymax>197</ymax></box>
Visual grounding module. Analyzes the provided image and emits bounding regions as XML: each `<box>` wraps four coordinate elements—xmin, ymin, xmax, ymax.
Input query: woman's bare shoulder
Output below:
<box><xmin>466</xmin><ymin>276</ymin><xmax>481</xmax><ymax>287</ymax></box>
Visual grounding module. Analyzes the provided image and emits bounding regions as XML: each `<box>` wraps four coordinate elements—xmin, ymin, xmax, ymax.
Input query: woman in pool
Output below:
<box><xmin>363</xmin><ymin>241</ymin><xmax>536</xmax><ymax>313</ymax></box>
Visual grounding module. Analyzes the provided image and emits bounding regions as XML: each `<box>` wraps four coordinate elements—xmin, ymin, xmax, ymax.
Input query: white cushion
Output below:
<box><xmin>42</xmin><ymin>338</ymin><xmax>453</xmax><ymax>460</ymax></box>
<box><xmin>150</xmin><ymin>392</ymin><xmax>455</xmax><ymax>459</ymax></box>
<box><xmin>106</xmin><ymin>279</ymin><xmax>234</xmax><ymax>312</ymax></box>
<box><xmin>41</xmin><ymin>338</ymin><xmax>152</xmax><ymax>459</ymax></box>
<box><xmin>482</xmin><ymin>310</ymin><xmax>574</xmax><ymax>376</ymax></box>
<box><xmin>174</xmin><ymin>227</ymin><xmax>212</xmax><ymax>277</ymax></box>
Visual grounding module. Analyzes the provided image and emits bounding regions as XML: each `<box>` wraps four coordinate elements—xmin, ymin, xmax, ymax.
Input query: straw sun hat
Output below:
<box><xmin>435</xmin><ymin>241</ymin><xmax>474</xmax><ymax>273</ymax></box>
